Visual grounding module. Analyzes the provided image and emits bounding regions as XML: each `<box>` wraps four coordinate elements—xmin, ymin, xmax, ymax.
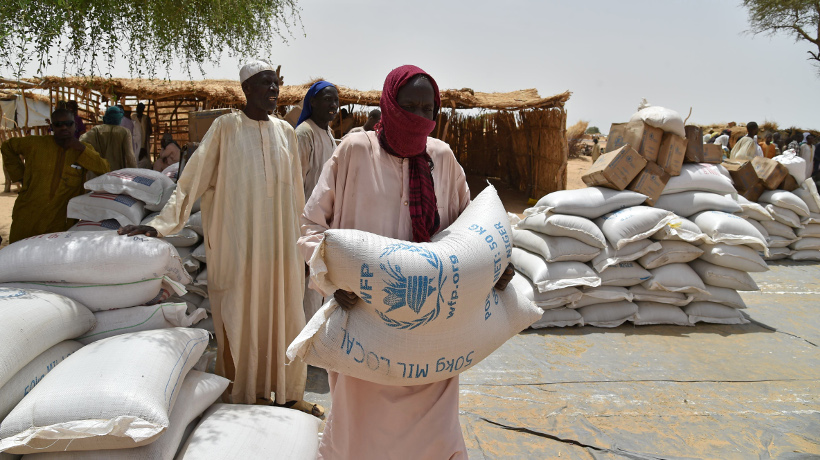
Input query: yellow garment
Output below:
<box><xmin>730</xmin><ymin>136</ymin><xmax>759</xmax><ymax>161</ymax></box>
<box><xmin>80</xmin><ymin>124</ymin><xmax>136</xmax><ymax>172</ymax></box>
<box><xmin>1</xmin><ymin>136</ymin><xmax>109</xmax><ymax>243</ymax></box>
<box><xmin>150</xmin><ymin>111</ymin><xmax>307</xmax><ymax>405</ymax></box>
<box><xmin>591</xmin><ymin>143</ymin><xmax>601</xmax><ymax>163</ymax></box>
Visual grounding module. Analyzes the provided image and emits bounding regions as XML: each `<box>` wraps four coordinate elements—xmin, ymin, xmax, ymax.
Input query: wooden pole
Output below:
<box><xmin>20</xmin><ymin>89</ymin><xmax>29</xmax><ymax>128</ymax></box>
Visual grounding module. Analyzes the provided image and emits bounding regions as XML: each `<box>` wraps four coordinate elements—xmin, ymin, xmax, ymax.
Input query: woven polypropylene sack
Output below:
<box><xmin>765</xmin><ymin>204</ymin><xmax>802</xmax><ymax>228</ymax></box>
<box><xmin>689</xmin><ymin>285</ymin><xmax>746</xmax><ymax>309</ymax></box>
<box><xmin>765</xmin><ymin>247</ymin><xmax>793</xmax><ymax>260</ymax></box>
<box><xmin>654</xmin><ymin>191</ymin><xmax>741</xmax><ymax>217</ymax></box>
<box><xmin>185</xmin><ymin>211</ymin><xmax>203</xmax><ymax>236</ymax></box>
<box><xmin>797</xmin><ymin>224</ymin><xmax>820</xmax><ymax>238</ymax></box>
<box><xmin>767</xmin><ymin>236</ymin><xmax>796</xmax><ymax>248</ymax></box>
<box><xmin>637</xmin><ymin>241</ymin><xmax>703</xmax><ymax>269</ymax></box>
<box><xmin>690</xmin><ymin>211</ymin><xmax>767</xmax><ymax>253</ymax></box>
<box><xmin>0</xmin><ymin>289</ymin><xmax>94</xmax><ymax>389</ymax></box>
<box><xmin>759</xmin><ymin>190</ymin><xmax>810</xmax><ymax>217</ymax></box>
<box><xmin>634</xmin><ymin>302</ymin><xmax>692</xmax><ymax>326</ymax></box>
<box><xmin>191</xmin><ymin>243</ymin><xmax>207</xmax><ymax>263</ymax></box>
<box><xmin>176</xmin><ymin>404</ymin><xmax>319</xmax><ymax>460</ymax></box>
<box><xmin>0</xmin><ymin>328</ymin><xmax>209</xmax><ymax>454</ymax></box>
<box><xmin>76</xmin><ymin>303</ymin><xmax>208</xmax><ymax>344</ymax></box>
<box><xmin>629</xmin><ymin>285</ymin><xmax>692</xmax><ymax>306</ymax></box>
<box><xmin>512</xmin><ymin>228</ymin><xmax>600</xmax><ymax>263</ymax></box>
<box><xmin>512</xmin><ymin>248</ymin><xmax>601</xmax><ymax>292</ymax></box>
<box><xmin>759</xmin><ymin>219</ymin><xmax>797</xmax><ymax>239</ymax></box>
<box><xmin>287</xmin><ymin>187</ymin><xmax>543</xmax><ymax>385</ymax></box>
<box><xmin>661</xmin><ymin>164</ymin><xmax>736</xmax><ymax>196</ymax></box>
<box><xmin>793</xmin><ymin>180</ymin><xmax>820</xmax><ymax>213</ymax></box>
<box><xmin>790</xmin><ymin>250</ymin><xmax>820</xmax><ymax>261</ymax></box>
<box><xmin>629</xmin><ymin>104</ymin><xmax>685</xmax><ymax>138</ymax></box>
<box><xmin>689</xmin><ymin>259</ymin><xmax>759</xmax><ymax>291</ymax></box>
<box><xmin>530</xmin><ymin>187</ymin><xmax>647</xmax><ymax>219</ymax></box>
<box><xmin>577</xmin><ymin>301</ymin><xmax>638</xmax><ymax>327</ymax></box>
<box><xmin>745</xmin><ymin>219</ymin><xmax>770</xmax><ymax>239</ymax></box>
<box><xmin>22</xmin><ymin>371</ymin><xmax>229</xmax><ymax>460</ymax></box>
<box><xmin>642</xmin><ymin>263</ymin><xmax>707</xmax><ymax>294</ymax></box>
<box><xmin>651</xmin><ymin>216</ymin><xmax>708</xmax><ymax>245</ymax></box>
<box><xmin>530</xmin><ymin>307</ymin><xmax>584</xmax><ymax>328</ymax></box>
<box><xmin>194</xmin><ymin>269</ymin><xmax>208</xmax><ymax>286</ymax></box>
<box><xmin>515</xmin><ymin>211</ymin><xmax>606</xmax><ymax>248</ymax></box>
<box><xmin>736</xmin><ymin>196</ymin><xmax>773</xmax><ymax>221</ymax></box>
<box><xmin>597</xmin><ymin>262</ymin><xmax>652</xmax><ymax>287</ymax></box>
<box><xmin>0</xmin><ymin>232</ymin><xmax>191</xmax><ymax>286</ymax></box>
<box><xmin>773</xmin><ymin>151</ymin><xmax>807</xmax><ymax>183</ymax></box>
<box><xmin>67</xmin><ymin>192</ymin><xmax>146</xmax><ymax>226</ymax></box>
<box><xmin>595</xmin><ymin>206</ymin><xmax>676</xmax><ymax>249</ymax></box>
<box><xmin>0</xmin><ymin>341</ymin><xmax>82</xmax><ymax>422</ymax></box>
<box><xmin>804</xmin><ymin>212</ymin><xmax>820</xmax><ymax>224</ymax></box>
<box><xmin>684</xmin><ymin>301</ymin><xmax>749</xmax><ymax>325</ymax></box>
<box><xmin>571</xmin><ymin>286</ymin><xmax>633</xmax><ymax>308</ymax></box>
<box><xmin>790</xmin><ymin>237</ymin><xmax>820</xmax><ymax>251</ymax></box>
<box><xmin>67</xmin><ymin>219</ymin><xmax>121</xmax><ymax>232</ymax></box>
<box><xmin>142</xmin><ymin>213</ymin><xmax>201</xmax><ymax>248</ymax></box>
<box><xmin>510</xmin><ymin>273</ymin><xmax>582</xmax><ymax>310</ymax></box>
<box><xmin>698</xmin><ymin>243</ymin><xmax>768</xmax><ymax>272</ymax></box>
<box><xmin>84</xmin><ymin>168</ymin><xmax>176</xmax><ymax>212</ymax></box>
<box><xmin>591</xmin><ymin>239</ymin><xmax>661</xmax><ymax>272</ymax></box>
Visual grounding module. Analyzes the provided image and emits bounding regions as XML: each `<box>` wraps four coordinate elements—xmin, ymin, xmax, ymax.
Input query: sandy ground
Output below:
<box><xmin>0</xmin><ymin>179</ymin><xmax>19</xmax><ymax>247</ymax></box>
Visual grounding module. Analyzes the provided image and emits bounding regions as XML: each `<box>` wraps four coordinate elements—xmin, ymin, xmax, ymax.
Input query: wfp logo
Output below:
<box><xmin>376</xmin><ymin>243</ymin><xmax>446</xmax><ymax>330</ymax></box>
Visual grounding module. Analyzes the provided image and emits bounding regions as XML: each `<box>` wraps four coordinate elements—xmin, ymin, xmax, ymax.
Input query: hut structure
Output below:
<box><xmin>0</xmin><ymin>75</ymin><xmax>570</xmax><ymax>198</ymax></box>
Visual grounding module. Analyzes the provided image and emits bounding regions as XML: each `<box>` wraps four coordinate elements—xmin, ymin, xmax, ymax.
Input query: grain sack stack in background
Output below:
<box><xmin>790</xmin><ymin>180</ymin><xmax>820</xmax><ymax>261</ymax></box>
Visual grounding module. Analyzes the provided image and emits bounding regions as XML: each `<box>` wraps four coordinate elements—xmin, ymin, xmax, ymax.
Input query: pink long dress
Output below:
<box><xmin>298</xmin><ymin>130</ymin><xmax>470</xmax><ymax>460</ymax></box>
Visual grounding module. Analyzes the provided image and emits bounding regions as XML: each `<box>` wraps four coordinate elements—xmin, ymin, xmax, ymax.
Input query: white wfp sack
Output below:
<box><xmin>142</xmin><ymin>213</ymin><xmax>201</xmax><ymax>248</ymax></box>
<box><xmin>0</xmin><ymin>328</ymin><xmax>209</xmax><ymax>454</ymax></box>
<box><xmin>515</xmin><ymin>211</ymin><xmax>606</xmax><ymax>248</ymax></box>
<box><xmin>690</xmin><ymin>211</ymin><xmax>768</xmax><ymax>253</ymax></box>
<box><xmin>759</xmin><ymin>190</ymin><xmax>810</xmax><ymax>218</ymax></box>
<box><xmin>628</xmin><ymin>285</ymin><xmax>692</xmax><ymax>307</ymax></box>
<box><xmin>642</xmin><ymin>263</ymin><xmax>707</xmax><ymax>294</ymax></box>
<box><xmin>773</xmin><ymin>151</ymin><xmax>807</xmax><ymax>183</ymax></box>
<box><xmin>76</xmin><ymin>303</ymin><xmax>209</xmax><ymax>344</ymax></box>
<box><xmin>84</xmin><ymin>168</ymin><xmax>176</xmax><ymax>212</ymax></box>
<box><xmin>287</xmin><ymin>187</ymin><xmax>543</xmax><ymax>385</ymax></box>
<box><xmin>765</xmin><ymin>247</ymin><xmax>793</xmax><ymax>260</ymax></box>
<box><xmin>529</xmin><ymin>187</ymin><xmax>647</xmax><ymax>220</ymax></box>
<box><xmin>745</xmin><ymin>219</ymin><xmax>770</xmax><ymax>239</ymax></box>
<box><xmin>67</xmin><ymin>219</ymin><xmax>121</xmax><ymax>232</ymax></box>
<box><xmin>736</xmin><ymin>196</ymin><xmax>774</xmax><ymax>221</ymax></box>
<box><xmin>698</xmin><ymin>243</ymin><xmax>768</xmax><ymax>273</ymax></box>
<box><xmin>67</xmin><ymin>192</ymin><xmax>145</xmax><ymax>227</ymax></box>
<box><xmin>511</xmin><ymin>229</ymin><xmax>600</xmax><ymax>262</ymax></box>
<box><xmin>0</xmin><ymin>289</ymin><xmax>94</xmax><ymax>389</ymax></box>
<box><xmin>637</xmin><ymin>241</ymin><xmax>704</xmax><ymax>269</ymax></box>
<box><xmin>690</xmin><ymin>285</ymin><xmax>746</xmax><ymax>309</ymax></box>
<box><xmin>176</xmin><ymin>404</ymin><xmax>319</xmax><ymax>460</ymax></box>
<box><xmin>634</xmin><ymin>302</ymin><xmax>692</xmax><ymax>326</ymax></box>
<box><xmin>654</xmin><ymin>192</ymin><xmax>741</xmax><ymax>217</ymax></box>
<box><xmin>651</xmin><ymin>216</ymin><xmax>708</xmax><ymax>245</ymax></box>
<box><xmin>162</xmin><ymin>162</ymin><xmax>179</xmax><ymax>180</ymax></box>
<box><xmin>597</xmin><ymin>262</ymin><xmax>652</xmax><ymax>287</ymax></box>
<box><xmin>194</xmin><ymin>269</ymin><xmax>208</xmax><ymax>286</ymax></box>
<box><xmin>768</xmin><ymin>236</ymin><xmax>797</xmax><ymax>248</ymax></box>
<box><xmin>510</xmin><ymin>273</ymin><xmax>582</xmax><ymax>309</ymax></box>
<box><xmin>22</xmin><ymin>371</ymin><xmax>230</xmax><ymax>460</ymax></box>
<box><xmin>0</xmin><ymin>232</ymin><xmax>191</xmax><ymax>286</ymax></box>
<box><xmin>791</xmin><ymin>237</ymin><xmax>820</xmax><ymax>251</ymax></box>
<box><xmin>0</xmin><ymin>341</ymin><xmax>82</xmax><ymax>421</ymax></box>
<box><xmin>577</xmin><ymin>301</ymin><xmax>638</xmax><ymax>328</ymax></box>
<box><xmin>571</xmin><ymin>286</ymin><xmax>633</xmax><ymax>308</ymax></box>
<box><xmin>661</xmin><ymin>164</ymin><xmax>737</xmax><ymax>196</ymax></box>
<box><xmin>591</xmin><ymin>239</ymin><xmax>661</xmax><ymax>272</ymax></box>
<box><xmin>760</xmin><ymin>219</ymin><xmax>798</xmax><ymax>239</ymax></box>
<box><xmin>791</xmin><ymin>250</ymin><xmax>820</xmax><ymax>261</ymax></box>
<box><xmin>0</xmin><ymin>276</ymin><xmax>185</xmax><ymax>312</ymax></box>
<box><xmin>595</xmin><ymin>206</ymin><xmax>676</xmax><ymax>249</ymax></box>
<box><xmin>191</xmin><ymin>243</ymin><xmax>207</xmax><ymax>263</ymax></box>
<box><xmin>793</xmin><ymin>179</ymin><xmax>820</xmax><ymax>213</ymax></box>
<box><xmin>530</xmin><ymin>308</ymin><xmax>584</xmax><ymax>328</ymax></box>
<box><xmin>689</xmin><ymin>259</ymin><xmax>759</xmax><ymax>291</ymax></box>
<box><xmin>629</xmin><ymin>100</ymin><xmax>686</xmax><ymax>138</ymax></box>
<box><xmin>804</xmin><ymin>212</ymin><xmax>820</xmax><ymax>224</ymax></box>
<box><xmin>798</xmin><ymin>224</ymin><xmax>820</xmax><ymax>238</ymax></box>
<box><xmin>512</xmin><ymin>248</ymin><xmax>601</xmax><ymax>291</ymax></box>
<box><xmin>185</xmin><ymin>211</ymin><xmax>204</xmax><ymax>236</ymax></box>
<box><xmin>766</xmin><ymin>204</ymin><xmax>802</xmax><ymax>228</ymax></box>
<box><xmin>684</xmin><ymin>302</ymin><xmax>749</xmax><ymax>325</ymax></box>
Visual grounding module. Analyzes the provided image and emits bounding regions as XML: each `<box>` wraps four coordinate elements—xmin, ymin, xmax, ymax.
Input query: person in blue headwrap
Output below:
<box><xmin>295</xmin><ymin>80</ymin><xmax>338</xmax><ymax>320</ymax></box>
<box><xmin>80</xmin><ymin>106</ymin><xmax>136</xmax><ymax>171</ymax></box>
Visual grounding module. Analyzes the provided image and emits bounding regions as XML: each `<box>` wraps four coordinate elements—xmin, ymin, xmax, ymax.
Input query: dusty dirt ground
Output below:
<box><xmin>0</xmin><ymin>180</ymin><xmax>19</xmax><ymax>247</ymax></box>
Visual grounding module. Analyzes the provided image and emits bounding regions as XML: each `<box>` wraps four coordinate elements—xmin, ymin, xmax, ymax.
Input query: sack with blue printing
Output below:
<box><xmin>287</xmin><ymin>186</ymin><xmax>542</xmax><ymax>385</ymax></box>
<box><xmin>67</xmin><ymin>192</ymin><xmax>146</xmax><ymax>226</ymax></box>
<box><xmin>83</xmin><ymin>168</ymin><xmax>176</xmax><ymax>212</ymax></box>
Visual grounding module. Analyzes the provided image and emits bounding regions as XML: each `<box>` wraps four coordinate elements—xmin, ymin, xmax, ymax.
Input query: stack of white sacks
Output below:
<box><xmin>0</xmin><ymin>288</ymin><xmax>319</xmax><ymax>460</ymax></box>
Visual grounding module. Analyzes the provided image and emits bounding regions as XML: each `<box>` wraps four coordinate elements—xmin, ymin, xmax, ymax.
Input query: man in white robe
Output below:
<box><xmin>730</xmin><ymin>122</ymin><xmax>763</xmax><ymax>161</ymax></box>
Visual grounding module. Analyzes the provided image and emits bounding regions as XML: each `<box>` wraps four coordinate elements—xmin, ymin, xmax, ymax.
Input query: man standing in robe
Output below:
<box><xmin>119</xmin><ymin>60</ymin><xmax>322</xmax><ymax>416</ymax></box>
<box><xmin>1</xmin><ymin>108</ymin><xmax>109</xmax><ymax>242</ymax></box>
<box><xmin>730</xmin><ymin>122</ymin><xmax>763</xmax><ymax>161</ymax></box>
<box><xmin>295</xmin><ymin>80</ymin><xmax>339</xmax><ymax>320</ymax></box>
<box><xmin>135</xmin><ymin>102</ymin><xmax>153</xmax><ymax>160</ymax></box>
<box><xmin>799</xmin><ymin>133</ymin><xmax>815</xmax><ymax>180</ymax></box>
<box><xmin>81</xmin><ymin>106</ymin><xmax>135</xmax><ymax>172</ymax></box>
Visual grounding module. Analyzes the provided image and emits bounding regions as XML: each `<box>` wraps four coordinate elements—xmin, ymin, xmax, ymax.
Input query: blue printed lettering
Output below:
<box><xmin>353</xmin><ymin>341</ymin><xmax>365</xmax><ymax>363</ymax></box>
<box><xmin>415</xmin><ymin>364</ymin><xmax>429</xmax><ymax>378</ymax></box>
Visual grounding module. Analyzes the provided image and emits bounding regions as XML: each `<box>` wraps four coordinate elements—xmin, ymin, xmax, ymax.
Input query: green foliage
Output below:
<box><xmin>0</xmin><ymin>0</ymin><xmax>301</xmax><ymax>79</ymax></box>
<box><xmin>585</xmin><ymin>126</ymin><xmax>600</xmax><ymax>134</ymax></box>
<box><xmin>743</xmin><ymin>0</ymin><xmax>820</xmax><ymax>72</ymax></box>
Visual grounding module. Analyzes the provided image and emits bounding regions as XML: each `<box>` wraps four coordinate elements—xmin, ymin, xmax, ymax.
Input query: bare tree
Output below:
<box><xmin>743</xmin><ymin>0</ymin><xmax>820</xmax><ymax>74</ymax></box>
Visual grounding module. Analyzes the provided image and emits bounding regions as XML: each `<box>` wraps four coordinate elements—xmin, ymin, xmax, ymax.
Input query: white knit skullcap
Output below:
<box><xmin>239</xmin><ymin>60</ymin><xmax>275</xmax><ymax>84</ymax></box>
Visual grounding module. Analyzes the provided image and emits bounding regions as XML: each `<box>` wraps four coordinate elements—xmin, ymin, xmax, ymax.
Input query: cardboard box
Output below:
<box><xmin>702</xmin><ymin>144</ymin><xmax>724</xmax><ymax>164</ymax></box>
<box><xmin>623</xmin><ymin>120</ymin><xmax>663</xmax><ymax>162</ymax></box>
<box><xmin>722</xmin><ymin>160</ymin><xmax>757</xmax><ymax>192</ymax></box>
<box><xmin>657</xmin><ymin>132</ymin><xmax>687</xmax><ymax>176</ymax></box>
<box><xmin>684</xmin><ymin>125</ymin><xmax>704</xmax><ymax>163</ymax></box>
<box><xmin>607</xmin><ymin>123</ymin><xmax>627</xmax><ymax>152</ymax></box>
<box><xmin>751</xmin><ymin>157</ymin><xmax>789</xmax><ymax>190</ymax></box>
<box><xmin>780</xmin><ymin>174</ymin><xmax>800</xmax><ymax>191</ymax></box>
<box><xmin>188</xmin><ymin>109</ymin><xmax>232</xmax><ymax>142</ymax></box>
<box><xmin>739</xmin><ymin>180</ymin><xmax>765</xmax><ymax>202</ymax></box>
<box><xmin>582</xmin><ymin>145</ymin><xmax>647</xmax><ymax>190</ymax></box>
<box><xmin>627</xmin><ymin>161</ymin><xmax>670</xmax><ymax>206</ymax></box>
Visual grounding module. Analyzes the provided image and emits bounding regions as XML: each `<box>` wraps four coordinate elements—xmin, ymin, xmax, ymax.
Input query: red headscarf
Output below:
<box><xmin>376</xmin><ymin>65</ymin><xmax>442</xmax><ymax>243</ymax></box>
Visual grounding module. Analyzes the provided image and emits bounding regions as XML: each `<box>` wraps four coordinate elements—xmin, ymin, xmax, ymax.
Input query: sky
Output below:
<box><xmin>23</xmin><ymin>0</ymin><xmax>820</xmax><ymax>132</ymax></box>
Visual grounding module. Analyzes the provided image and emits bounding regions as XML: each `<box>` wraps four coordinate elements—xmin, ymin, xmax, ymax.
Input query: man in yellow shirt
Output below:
<box><xmin>1</xmin><ymin>108</ymin><xmax>110</xmax><ymax>243</ymax></box>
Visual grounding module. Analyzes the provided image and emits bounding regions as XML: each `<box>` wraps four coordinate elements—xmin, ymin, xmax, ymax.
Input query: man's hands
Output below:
<box><xmin>334</xmin><ymin>290</ymin><xmax>359</xmax><ymax>310</ymax></box>
<box><xmin>118</xmin><ymin>225</ymin><xmax>159</xmax><ymax>237</ymax></box>
<box><xmin>494</xmin><ymin>263</ymin><xmax>515</xmax><ymax>291</ymax></box>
